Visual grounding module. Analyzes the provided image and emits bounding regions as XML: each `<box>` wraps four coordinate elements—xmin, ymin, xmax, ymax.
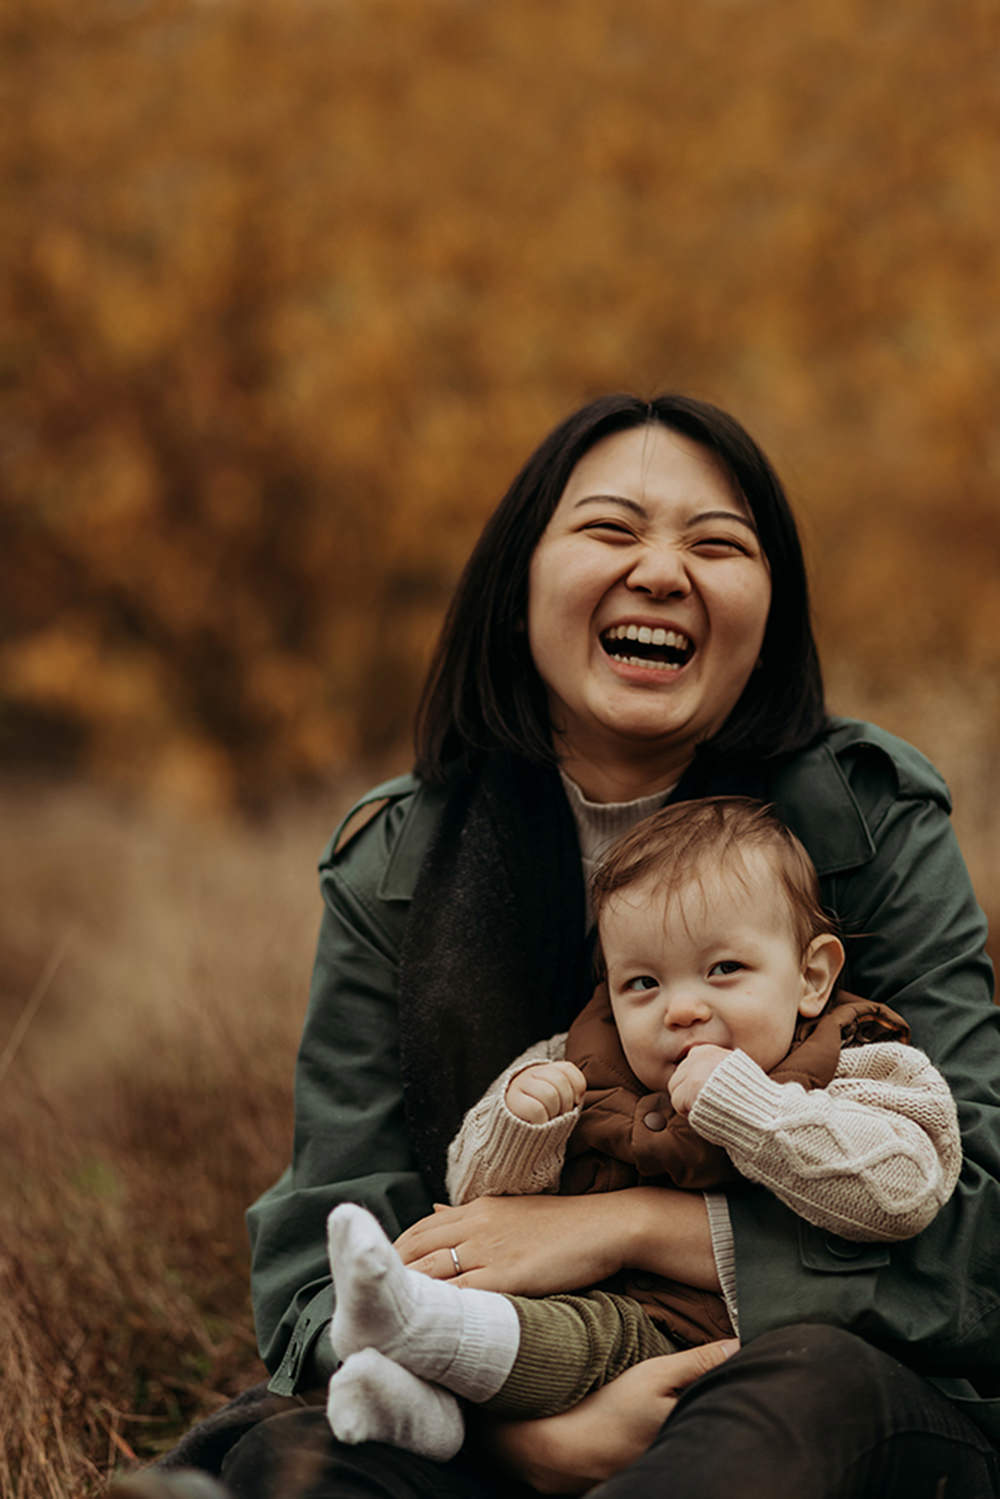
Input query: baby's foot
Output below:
<box><xmin>327</xmin><ymin>1348</ymin><xmax>465</xmax><ymax>1461</ymax></box>
<box><xmin>326</xmin><ymin>1204</ymin><xmax>519</xmax><ymax>1400</ymax></box>
<box><xmin>327</xmin><ymin>1203</ymin><xmax>447</xmax><ymax>1366</ymax></box>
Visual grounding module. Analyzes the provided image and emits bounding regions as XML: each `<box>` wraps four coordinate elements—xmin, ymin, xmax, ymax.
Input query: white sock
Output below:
<box><xmin>327</xmin><ymin>1203</ymin><xmax>520</xmax><ymax>1403</ymax></box>
<box><xmin>327</xmin><ymin>1348</ymin><xmax>466</xmax><ymax>1461</ymax></box>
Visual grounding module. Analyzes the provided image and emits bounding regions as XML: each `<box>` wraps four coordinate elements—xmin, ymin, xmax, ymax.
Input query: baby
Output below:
<box><xmin>324</xmin><ymin>797</ymin><xmax>962</xmax><ymax>1459</ymax></box>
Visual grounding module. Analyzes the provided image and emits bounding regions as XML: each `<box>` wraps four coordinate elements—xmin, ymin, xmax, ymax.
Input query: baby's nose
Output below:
<box><xmin>663</xmin><ymin>991</ymin><xmax>711</xmax><ymax>1026</ymax></box>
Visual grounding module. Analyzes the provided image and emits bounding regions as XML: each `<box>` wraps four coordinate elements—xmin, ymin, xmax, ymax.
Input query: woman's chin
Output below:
<box><xmin>592</xmin><ymin>694</ymin><xmax>704</xmax><ymax>752</ymax></box>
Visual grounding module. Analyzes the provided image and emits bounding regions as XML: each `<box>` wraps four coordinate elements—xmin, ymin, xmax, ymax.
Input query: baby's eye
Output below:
<box><xmin>708</xmin><ymin>960</ymin><xmax>744</xmax><ymax>977</ymax></box>
<box><xmin>624</xmin><ymin>975</ymin><xmax>658</xmax><ymax>992</ymax></box>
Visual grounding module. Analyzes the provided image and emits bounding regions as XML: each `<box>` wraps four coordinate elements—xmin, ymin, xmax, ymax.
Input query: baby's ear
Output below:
<box><xmin>798</xmin><ymin>933</ymin><xmax>845</xmax><ymax>1018</ymax></box>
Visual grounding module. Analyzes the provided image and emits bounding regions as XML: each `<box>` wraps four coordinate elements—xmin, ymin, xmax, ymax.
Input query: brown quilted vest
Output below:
<box><xmin>561</xmin><ymin>984</ymin><xmax>909</xmax><ymax>1346</ymax></box>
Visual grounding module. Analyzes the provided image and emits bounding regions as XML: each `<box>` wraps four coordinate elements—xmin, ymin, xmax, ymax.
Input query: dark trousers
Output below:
<box><xmin>216</xmin><ymin>1326</ymin><xmax>999</xmax><ymax>1499</ymax></box>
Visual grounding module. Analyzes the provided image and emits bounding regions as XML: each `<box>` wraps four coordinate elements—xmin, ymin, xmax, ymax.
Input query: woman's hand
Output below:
<box><xmin>478</xmin><ymin>1341</ymin><xmax>740</xmax><ymax>1494</ymax></box>
<box><xmin>395</xmin><ymin>1187</ymin><xmax>719</xmax><ymax>1295</ymax></box>
<box><xmin>396</xmin><ymin>1193</ymin><xmax>626</xmax><ymax>1294</ymax></box>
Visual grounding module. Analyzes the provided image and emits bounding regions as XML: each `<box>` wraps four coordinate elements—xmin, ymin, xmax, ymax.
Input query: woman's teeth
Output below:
<box><xmin>605</xmin><ymin>624</ymin><xmax>689</xmax><ymax>648</ymax></box>
<box><xmin>601</xmin><ymin>624</ymin><xmax>693</xmax><ymax>669</ymax></box>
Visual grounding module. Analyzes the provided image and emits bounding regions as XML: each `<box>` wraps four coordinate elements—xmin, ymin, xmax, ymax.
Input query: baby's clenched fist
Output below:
<box><xmin>506</xmin><ymin>1061</ymin><xmax>587</xmax><ymax>1124</ymax></box>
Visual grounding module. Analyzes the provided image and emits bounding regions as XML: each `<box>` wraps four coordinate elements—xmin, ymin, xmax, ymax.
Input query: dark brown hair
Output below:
<box><xmin>591</xmin><ymin>796</ymin><xmax>833</xmax><ymax>955</ymax></box>
<box><xmin>414</xmin><ymin>392</ymin><xmax>826</xmax><ymax>780</ymax></box>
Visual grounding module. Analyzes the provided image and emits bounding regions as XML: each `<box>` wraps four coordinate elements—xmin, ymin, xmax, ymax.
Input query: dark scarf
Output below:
<box><xmin>398</xmin><ymin>753</ymin><xmax>592</xmax><ymax>1200</ymax></box>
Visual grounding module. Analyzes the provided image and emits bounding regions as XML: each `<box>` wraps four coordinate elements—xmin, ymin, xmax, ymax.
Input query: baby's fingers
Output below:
<box><xmin>538</xmin><ymin>1061</ymin><xmax>585</xmax><ymax>1116</ymax></box>
<box><xmin>508</xmin><ymin>1065</ymin><xmax>582</xmax><ymax>1121</ymax></box>
<box><xmin>553</xmin><ymin>1060</ymin><xmax>587</xmax><ymax>1107</ymax></box>
<box><xmin>506</xmin><ymin>1079</ymin><xmax>552</xmax><ymax>1124</ymax></box>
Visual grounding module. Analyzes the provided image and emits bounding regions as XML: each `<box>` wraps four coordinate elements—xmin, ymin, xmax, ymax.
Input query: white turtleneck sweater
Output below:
<box><xmin>558</xmin><ymin>770</ymin><xmax>672</xmax><ymax>928</ymax></box>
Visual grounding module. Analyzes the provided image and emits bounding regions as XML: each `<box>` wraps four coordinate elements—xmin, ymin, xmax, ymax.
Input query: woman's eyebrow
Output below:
<box><xmin>572</xmin><ymin>494</ymin><xmax>647</xmax><ymax>517</ymax></box>
<box><xmin>689</xmin><ymin>509</ymin><xmax>759</xmax><ymax>534</ymax></box>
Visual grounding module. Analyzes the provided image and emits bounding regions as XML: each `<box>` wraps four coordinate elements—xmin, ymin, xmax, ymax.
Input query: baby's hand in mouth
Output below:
<box><xmin>667</xmin><ymin>1044</ymin><xmax>733</xmax><ymax>1115</ymax></box>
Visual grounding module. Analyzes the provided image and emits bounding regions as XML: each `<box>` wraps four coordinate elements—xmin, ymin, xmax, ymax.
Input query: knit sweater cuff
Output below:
<box><xmin>704</xmin><ymin>1192</ymin><xmax>740</xmax><ymax>1337</ymax></box>
<box><xmin>485</xmin><ymin>1088</ymin><xmax>581</xmax><ymax>1186</ymax></box>
<box><xmin>689</xmin><ymin>1048</ymin><xmax>791</xmax><ymax>1153</ymax></box>
<box><xmin>449</xmin><ymin>1054</ymin><xmax>581</xmax><ymax>1197</ymax></box>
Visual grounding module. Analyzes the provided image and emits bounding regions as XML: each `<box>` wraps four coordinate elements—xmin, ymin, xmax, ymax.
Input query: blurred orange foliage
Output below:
<box><xmin>2</xmin><ymin>0</ymin><xmax>998</xmax><ymax>810</ymax></box>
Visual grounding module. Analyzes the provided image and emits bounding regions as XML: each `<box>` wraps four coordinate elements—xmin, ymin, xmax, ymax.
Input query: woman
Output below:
<box><xmin>168</xmin><ymin>395</ymin><xmax>1000</xmax><ymax>1496</ymax></box>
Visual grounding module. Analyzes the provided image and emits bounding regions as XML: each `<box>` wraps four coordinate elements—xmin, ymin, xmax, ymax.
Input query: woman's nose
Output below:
<box><xmin>626</xmin><ymin>543</ymin><xmax>691</xmax><ymax>600</ymax></box>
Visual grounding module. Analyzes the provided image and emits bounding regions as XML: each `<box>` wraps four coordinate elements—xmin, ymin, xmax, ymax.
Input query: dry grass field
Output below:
<box><xmin>0</xmin><ymin>779</ymin><xmax>366</xmax><ymax>1496</ymax></box>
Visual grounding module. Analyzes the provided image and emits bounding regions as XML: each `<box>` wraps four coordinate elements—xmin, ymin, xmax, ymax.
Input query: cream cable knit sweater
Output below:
<box><xmin>445</xmin><ymin>1036</ymin><xmax>962</xmax><ymax>1245</ymax></box>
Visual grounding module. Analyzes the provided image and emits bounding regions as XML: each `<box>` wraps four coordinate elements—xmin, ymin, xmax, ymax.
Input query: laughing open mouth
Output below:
<box><xmin>601</xmin><ymin>624</ymin><xmax>694</xmax><ymax>671</ymax></box>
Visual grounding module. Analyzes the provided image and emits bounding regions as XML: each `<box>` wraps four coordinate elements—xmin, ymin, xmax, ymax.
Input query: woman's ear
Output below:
<box><xmin>797</xmin><ymin>933</ymin><xmax>845</xmax><ymax>1018</ymax></box>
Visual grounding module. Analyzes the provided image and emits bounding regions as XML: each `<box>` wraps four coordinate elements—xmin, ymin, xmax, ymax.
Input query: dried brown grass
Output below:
<box><xmin>0</xmin><ymin>778</ymin><xmax>366</xmax><ymax>1496</ymax></box>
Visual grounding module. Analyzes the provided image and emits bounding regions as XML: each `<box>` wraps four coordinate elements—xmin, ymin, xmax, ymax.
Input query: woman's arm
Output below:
<box><xmin>744</xmin><ymin>733</ymin><xmax>1000</xmax><ymax>1376</ymax></box>
<box><xmin>247</xmin><ymin>790</ymin><xmax>432</xmax><ymax>1394</ymax></box>
<box><xmin>396</xmin><ymin>1182</ymin><xmax>720</xmax><ymax>1293</ymax></box>
<box><xmin>478</xmin><ymin>1341</ymin><xmax>740</xmax><ymax>1495</ymax></box>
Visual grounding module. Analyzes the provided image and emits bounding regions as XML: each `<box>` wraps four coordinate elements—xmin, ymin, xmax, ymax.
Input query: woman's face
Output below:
<box><xmin>527</xmin><ymin>424</ymin><xmax>772</xmax><ymax>782</ymax></box>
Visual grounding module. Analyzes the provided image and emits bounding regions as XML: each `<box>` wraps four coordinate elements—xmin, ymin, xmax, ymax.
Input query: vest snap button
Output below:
<box><xmin>643</xmin><ymin>1110</ymin><xmax>667</xmax><ymax>1132</ymax></box>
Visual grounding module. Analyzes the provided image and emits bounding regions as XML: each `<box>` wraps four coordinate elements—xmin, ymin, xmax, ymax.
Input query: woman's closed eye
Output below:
<box><xmin>708</xmin><ymin>959</ymin><xmax>745</xmax><ymax>977</ymax></box>
<box><xmin>581</xmin><ymin>519</ymin><xmax>637</xmax><ymax>541</ymax></box>
<box><xmin>691</xmin><ymin>534</ymin><xmax>754</xmax><ymax>557</ymax></box>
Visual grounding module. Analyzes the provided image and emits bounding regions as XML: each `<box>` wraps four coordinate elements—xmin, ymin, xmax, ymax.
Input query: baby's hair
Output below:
<box><xmin>591</xmin><ymin>796</ymin><xmax>834</xmax><ymax>956</ymax></box>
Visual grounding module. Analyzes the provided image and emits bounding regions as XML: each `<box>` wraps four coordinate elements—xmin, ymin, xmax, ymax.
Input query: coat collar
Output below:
<box><xmin>767</xmin><ymin>739</ymin><xmax>876</xmax><ymax>876</ymax></box>
<box><xmin>377</xmin><ymin>780</ymin><xmax>448</xmax><ymax>901</ymax></box>
<box><xmin>373</xmin><ymin>724</ymin><xmax>880</xmax><ymax>906</ymax></box>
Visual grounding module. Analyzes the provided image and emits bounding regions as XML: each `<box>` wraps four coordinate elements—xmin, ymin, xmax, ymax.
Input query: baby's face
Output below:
<box><xmin>600</xmin><ymin>852</ymin><xmax>822</xmax><ymax>1093</ymax></box>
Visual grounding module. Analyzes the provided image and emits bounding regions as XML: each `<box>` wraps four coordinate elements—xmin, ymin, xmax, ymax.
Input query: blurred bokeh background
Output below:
<box><xmin>2</xmin><ymin>1</ymin><xmax>998</xmax><ymax>1492</ymax></box>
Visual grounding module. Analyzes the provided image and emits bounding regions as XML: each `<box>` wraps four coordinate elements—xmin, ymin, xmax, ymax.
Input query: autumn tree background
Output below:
<box><xmin>1</xmin><ymin>1</ymin><xmax>998</xmax><ymax>1493</ymax></box>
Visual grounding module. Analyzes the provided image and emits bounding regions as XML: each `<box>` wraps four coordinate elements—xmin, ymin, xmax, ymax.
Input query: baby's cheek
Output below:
<box><xmin>622</xmin><ymin>1034</ymin><xmax>665</xmax><ymax>1094</ymax></box>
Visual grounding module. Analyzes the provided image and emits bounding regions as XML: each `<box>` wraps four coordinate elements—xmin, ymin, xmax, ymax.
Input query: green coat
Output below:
<box><xmin>247</xmin><ymin>717</ymin><xmax>1000</xmax><ymax>1439</ymax></box>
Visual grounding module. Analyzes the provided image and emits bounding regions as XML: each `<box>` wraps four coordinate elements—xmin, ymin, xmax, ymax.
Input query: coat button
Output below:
<box><xmin>642</xmin><ymin>1110</ymin><xmax>667</xmax><ymax>1132</ymax></box>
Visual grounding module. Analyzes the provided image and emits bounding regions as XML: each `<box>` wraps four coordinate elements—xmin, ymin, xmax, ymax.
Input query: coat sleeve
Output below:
<box><xmin>246</xmin><ymin>795</ymin><xmax>432</xmax><ymax>1394</ymax></box>
<box><xmin>690</xmin><ymin>1043</ymin><xmax>961</xmax><ymax>1242</ymax></box>
<box><xmin>731</xmin><ymin>740</ymin><xmax>1000</xmax><ymax>1389</ymax></box>
<box><xmin>445</xmin><ymin>1034</ymin><xmax>577</xmax><ymax>1203</ymax></box>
